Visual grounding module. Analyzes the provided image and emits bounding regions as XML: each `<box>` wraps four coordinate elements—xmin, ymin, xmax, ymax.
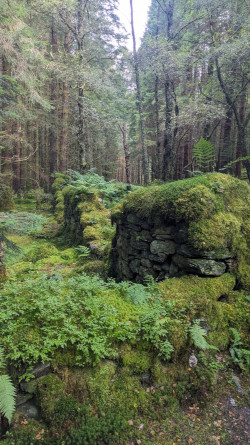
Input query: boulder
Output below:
<box><xmin>150</xmin><ymin>240</ymin><xmax>176</xmax><ymax>255</ymax></box>
<box><xmin>173</xmin><ymin>254</ymin><xmax>226</xmax><ymax>276</ymax></box>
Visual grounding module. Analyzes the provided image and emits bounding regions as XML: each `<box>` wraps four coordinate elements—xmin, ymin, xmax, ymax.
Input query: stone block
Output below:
<box><xmin>150</xmin><ymin>240</ymin><xmax>176</xmax><ymax>255</ymax></box>
<box><xmin>149</xmin><ymin>253</ymin><xmax>167</xmax><ymax>263</ymax></box>
<box><xmin>141</xmin><ymin>258</ymin><xmax>152</xmax><ymax>268</ymax></box>
<box><xmin>172</xmin><ymin>254</ymin><xmax>226</xmax><ymax>276</ymax></box>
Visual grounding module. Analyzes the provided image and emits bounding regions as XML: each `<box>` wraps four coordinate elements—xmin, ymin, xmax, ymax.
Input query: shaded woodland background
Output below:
<box><xmin>0</xmin><ymin>0</ymin><xmax>249</xmax><ymax>193</ymax></box>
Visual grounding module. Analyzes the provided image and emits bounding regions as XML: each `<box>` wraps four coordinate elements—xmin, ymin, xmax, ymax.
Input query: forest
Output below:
<box><xmin>0</xmin><ymin>0</ymin><xmax>249</xmax><ymax>444</ymax></box>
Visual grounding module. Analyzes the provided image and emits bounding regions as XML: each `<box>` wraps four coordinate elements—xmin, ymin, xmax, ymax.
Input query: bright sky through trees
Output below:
<box><xmin>118</xmin><ymin>0</ymin><xmax>151</xmax><ymax>50</ymax></box>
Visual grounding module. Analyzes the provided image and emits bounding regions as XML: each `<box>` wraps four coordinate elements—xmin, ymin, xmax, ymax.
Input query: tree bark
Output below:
<box><xmin>119</xmin><ymin>124</ymin><xmax>131</xmax><ymax>190</ymax></box>
<box><xmin>130</xmin><ymin>0</ymin><xmax>149</xmax><ymax>184</ymax></box>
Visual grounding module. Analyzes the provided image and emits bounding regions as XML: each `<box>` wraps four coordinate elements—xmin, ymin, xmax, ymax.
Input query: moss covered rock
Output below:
<box><xmin>111</xmin><ymin>174</ymin><xmax>249</xmax><ymax>286</ymax></box>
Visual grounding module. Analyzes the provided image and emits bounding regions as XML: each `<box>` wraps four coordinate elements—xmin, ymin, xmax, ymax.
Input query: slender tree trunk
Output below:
<box><xmin>215</xmin><ymin>57</ymin><xmax>250</xmax><ymax>180</ymax></box>
<box><xmin>49</xmin><ymin>24</ymin><xmax>59</xmax><ymax>186</ymax></box>
<box><xmin>119</xmin><ymin>124</ymin><xmax>131</xmax><ymax>190</ymax></box>
<box><xmin>130</xmin><ymin>0</ymin><xmax>149</xmax><ymax>184</ymax></box>
<box><xmin>162</xmin><ymin>1</ymin><xmax>175</xmax><ymax>181</ymax></box>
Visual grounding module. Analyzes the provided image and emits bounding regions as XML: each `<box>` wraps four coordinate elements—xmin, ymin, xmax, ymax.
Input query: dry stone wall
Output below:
<box><xmin>110</xmin><ymin>213</ymin><xmax>234</xmax><ymax>283</ymax></box>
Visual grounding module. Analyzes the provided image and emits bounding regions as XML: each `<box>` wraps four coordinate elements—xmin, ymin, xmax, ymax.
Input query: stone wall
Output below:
<box><xmin>110</xmin><ymin>213</ymin><xmax>235</xmax><ymax>283</ymax></box>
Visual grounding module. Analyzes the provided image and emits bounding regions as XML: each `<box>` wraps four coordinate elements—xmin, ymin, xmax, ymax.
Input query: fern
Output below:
<box><xmin>0</xmin><ymin>375</ymin><xmax>16</xmax><ymax>423</ymax></box>
<box><xmin>229</xmin><ymin>328</ymin><xmax>250</xmax><ymax>370</ymax></box>
<box><xmin>190</xmin><ymin>322</ymin><xmax>217</xmax><ymax>350</ymax></box>
<box><xmin>192</xmin><ymin>137</ymin><xmax>215</xmax><ymax>173</ymax></box>
<box><xmin>0</xmin><ymin>346</ymin><xmax>16</xmax><ymax>423</ymax></box>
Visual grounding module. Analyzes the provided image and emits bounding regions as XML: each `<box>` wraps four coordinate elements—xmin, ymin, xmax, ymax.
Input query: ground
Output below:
<box><xmin>0</xmin><ymin>193</ymin><xmax>249</xmax><ymax>445</ymax></box>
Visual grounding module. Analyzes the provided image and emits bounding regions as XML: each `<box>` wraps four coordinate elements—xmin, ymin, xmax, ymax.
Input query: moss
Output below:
<box><xmin>52</xmin><ymin>173</ymin><xmax>71</xmax><ymax>222</ymax></box>
<box><xmin>238</xmin><ymin>259</ymin><xmax>250</xmax><ymax>291</ymax></box>
<box><xmin>121</xmin><ymin>344</ymin><xmax>152</xmax><ymax>374</ymax></box>
<box><xmin>5</xmin><ymin>419</ymin><xmax>46</xmax><ymax>444</ymax></box>
<box><xmin>188</xmin><ymin>212</ymin><xmax>243</xmax><ymax>251</ymax></box>
<box><xmin>10</xmin><ymin>261</ymin><xmax>34</xmax><ymax>276</ymax></box>
<box><xmin>36</xmin><ymin>374</ymin><xmax>65</xmax><ymax>422</ymax></box>
<box><xmin>151</xmin><ymin>358</ymin><xmax>169</xmax><ymax>384</ymax></box>
<box><xmin>158</xmin><ymin>274</ymin><xmax>250</xmax><ymax>353</ymax></box>
<box><xmin>80</xmin><ymin>260</ymin><xmax>105</xmax><ymax>275</ymax></box>
<box><xmin>61</xmin><ymin>360</ymin><xmax>117</xmax><ymax>405</ymax></box>
<box><xmin>83</xmin><ymin>226</ymin><xmax>101</xmax><ymax>242</ymax></box>
<box><xmin>167</xmin><ymin>319</ymin><xmax>187</xmax><ymax>358</ymax></box>
<box><xmin>119</xmin><ymin>173</ymin><xmax>249</xmax><ymax>282</ymax></box>
<box><xmin>158</xmin><ymin>274</ymin><xmax>235</xmax><ymax>316</ymax></box>
<box><xmin>26</xmin><ymin>242</ymin><xmax>59</xmax><ymax>263</ymax></box>
<box><xmin>60</xmin><ymin>248</ymin><xmax>77</xmax><ymax>263</ymax></box>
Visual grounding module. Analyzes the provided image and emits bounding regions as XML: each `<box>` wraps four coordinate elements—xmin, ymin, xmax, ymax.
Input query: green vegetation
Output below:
<box><xmin>114</xmin><ymin>173</ymin><xmax>250</xmax><ymax>286</ymax></box>
<box><xmin>0</xmin><ymin>173</ymin><xmax>249</xmax><ymax>444</ymax></box>
<box><xmin>0</xmin><ymin>346</ymin><xmax>16</xmax><ymax>424</ymax></box>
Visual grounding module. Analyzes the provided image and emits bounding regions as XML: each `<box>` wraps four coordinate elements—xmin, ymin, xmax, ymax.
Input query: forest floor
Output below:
<box><xmin>1</xmin><ymin>201</ymin><xmax>249</xmax><ymax>445</ymax></box>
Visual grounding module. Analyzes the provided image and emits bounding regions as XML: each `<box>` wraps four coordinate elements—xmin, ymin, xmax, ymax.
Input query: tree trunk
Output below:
<box><xmin>119</xmin><ymin>124</ymin><xmax>131</xmax><ymax>190</ymax></box>
<box><xmin>130</xmin><ymin>0</ymin><xmax>149</xmax><ymax>184</ymax></box>
<box><xmin>215</xmin><ymin>57</ymin><xmax>250</xmax><ymax>180</ymax></box>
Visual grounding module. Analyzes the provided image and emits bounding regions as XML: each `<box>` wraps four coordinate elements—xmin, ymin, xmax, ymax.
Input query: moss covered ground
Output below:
<box><xmin>0</xmin><ymin>175</ymin><xmax>249</xmax><ymax>444</ymax></box>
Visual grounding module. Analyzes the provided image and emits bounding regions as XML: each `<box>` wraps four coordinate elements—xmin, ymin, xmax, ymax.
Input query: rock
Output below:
<box><xmin>174</xmin><ymin>227</ymin><xmax>189</xmax><ymax>243</ymax></box>
<box><xmin>189</xmin><ymin>352</ymin><xmax>198</xmax><ymax>368</ymax></box>
<box><xmin>199</xmin><ymin>318</ymin><xmax>211</xmax><ymax>334</ymax></box>
<box><xmin>126</xmin><ymin>213</ymin><xmax>140</xmax><ymax>225</ymax></box>
<box><xmin>150</xmin><ymin>240</ymin><xmax>176</xmax><ymax>255</ymax></box>
<box><xmin>130</xmin><ymin>240</ymin><xmax>149</xmax><ymax>251</ymax></box>
<box><xmin>155</xmin><ymin>234</ymin><xmax>174</xmax><ymax>240</ymax></box>
<box><xmin>20</xmin><ymin>380</ymin><xmax>38</xmax><ymax>395</ymax></box>
<box><xmin>169</xmin><ymin>261</ymin><xmax>179</xmax><ymax>277</ymax></box>
<box><xmin>157</xmin><ymin>272</ymin><xmax>167</xmax><ymax>281</ymax></box>
<box><xmin>141</xmin><ymin>372</ymin><xmax>151</xmax><ymax>385</ymax></box>
<box><xmin>153</xmin><ymin>226</ymin><xmax>175</xmax><ymax>236</ymax></box>
<box><xmin>121</xmin><ymin>261</ymin><xmax>134</xmax><ymax>280</ymax></box>
<box><xmin>30</xmin><ymin>362</ymin><xmax>51</xmax><ymax>379</ymax></box>
<box><xmin>124</xmin><ymin>223</ymin><xmax>141</xmax><ymax>232</ymax></box>
<box><xmin>176</xmin><ymin>244</ymin><xmax>201</xmax><ymax>258</ymax></box>
<box><xmin>141</xmin><ymin>222</ymin><xmax>151</xmax><ymax>230</ymax></box>
<box><xmin>140</xmin><ymin>230</ymin><xmax>153</xmax><ymax>242</ymax></box>
<box><xmin>172</xmin><ymin>254</ymin><xmax>226</xmax><ymax>276</ymax></box>
<box><xmin>231</xmin><ymin>375</ymin><xmax>248</xmax><ymax>396</ymax></box>
<box><xmin>16</xmin><ymin>400</ymin><xmax>40</xmax><ymax>420</ymax></box>
<box><xmin>16</xmin><ymin>393</ymin><xmax>33</xmax><ymax>406</ymax></box>
<box><xmin>129</xmin><ymin>259</ymin><xmax>141</xmax><ymax>274</ymax></box>
<box><xmin>153</xmin><ymin>263</ymin><xmax>162</xmax><ymax>271</ymax></box>
<box><xmin>162</xmin><ymin>263</ymin><xmax>170</xmax><ymax>272</ymax></box>
<box><xmin>141</xmin><ymin>258</ymin><xmax>152</xmax><ymax>268</ymax></box>
<box><xmin>149</xmin><ymin>253</ymin><xmax>166</xmax><ymax>263</ymax></box>
<box><xmin>138</xmin><ymin>266</ymin><xmax>156</xmax><ymax>278</ymax></box>
<box><xmin>201</xmin><ymin>249</ymin><xmax>232</xmax><ymax>260</ymax></box>
<box><xmin>229</xmin><ymin>397</ymin><xmax>237</xmax><ymax>406</ymax></box>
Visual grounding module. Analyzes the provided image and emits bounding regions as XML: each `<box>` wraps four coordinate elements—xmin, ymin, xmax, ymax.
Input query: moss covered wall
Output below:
<box><xmin>110</xmin><ymin>174</ymin><xmax>250</xmax><ymax>285</ymax></box>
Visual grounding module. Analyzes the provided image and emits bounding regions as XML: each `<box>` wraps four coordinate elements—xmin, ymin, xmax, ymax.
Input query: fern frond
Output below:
<box><xmin>0</xmin><ymin>374</ymin><xmax>16</xmax><ymax>423</ymax></box>
<box><xmin>190</xmin><ymin>323</ymin><xmax>217</xmax><ymax>350</ymax></box>
<box><xmin>192</xmin><ymin>137</ymin><xmax>215</xmax><ymax>172</ymax></box>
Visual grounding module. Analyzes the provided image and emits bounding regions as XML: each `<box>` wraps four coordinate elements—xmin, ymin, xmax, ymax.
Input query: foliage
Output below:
<box><xmin>67</xmin><ymin>170</ymin><xmax>134</xmax><ymax>209</ymax></box>
<box><xmin>190</xmin><ymin>321</ymin><xmax>217</xmax><ymax>351</ymax></box>
<box><xmin>0</xmin><ymin>345</ymin><xmax>16</xmax><ymax>423</ymax></box>
<box><xmin>229</xmin><ymin>328</ymin><xmax>250</xmax><ymax>371</ymax></box>
<box><xmin>116</xmin><ymin>173</ymin><xmax>250</xmax><ymax>284</ymax></box>
<box><xmin>191</xmin><ymin>138</ymin><xmax>215</xmax><ymax>173</ymax></box>
<box><xmin>0</xmin><ymin>212</ymin><xmax>47</xmax><ymax>235</ymax></box>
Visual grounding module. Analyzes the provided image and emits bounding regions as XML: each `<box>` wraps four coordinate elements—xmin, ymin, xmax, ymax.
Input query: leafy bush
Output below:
<box><xmin>0</xmin><ymin>345</ymin><xmax>16</xmax><ymax>423</ymax></box>
<box><xmin>0</xmin><ymin>212</ymin><xmax>47</xmax><ymax>235</ymax></box>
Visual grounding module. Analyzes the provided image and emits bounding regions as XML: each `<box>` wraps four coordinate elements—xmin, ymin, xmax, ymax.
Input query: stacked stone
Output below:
<box><xmin>110</xmin><ymin>213</ymin><xmax>234</xmax><ymax>283</ymax></box>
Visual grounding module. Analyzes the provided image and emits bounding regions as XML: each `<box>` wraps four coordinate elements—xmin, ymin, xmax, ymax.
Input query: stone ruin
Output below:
<box><xmin>110</xmin><ymin>213</ymin><xmax>235</xmax><ymax>283</ymax></box>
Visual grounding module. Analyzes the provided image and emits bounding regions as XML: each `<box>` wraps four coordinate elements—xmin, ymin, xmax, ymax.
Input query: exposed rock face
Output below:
<box><xmin>110</xmin><ymin>214</ymin><xmax>234</xmax><ymax>283</ymax></box>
